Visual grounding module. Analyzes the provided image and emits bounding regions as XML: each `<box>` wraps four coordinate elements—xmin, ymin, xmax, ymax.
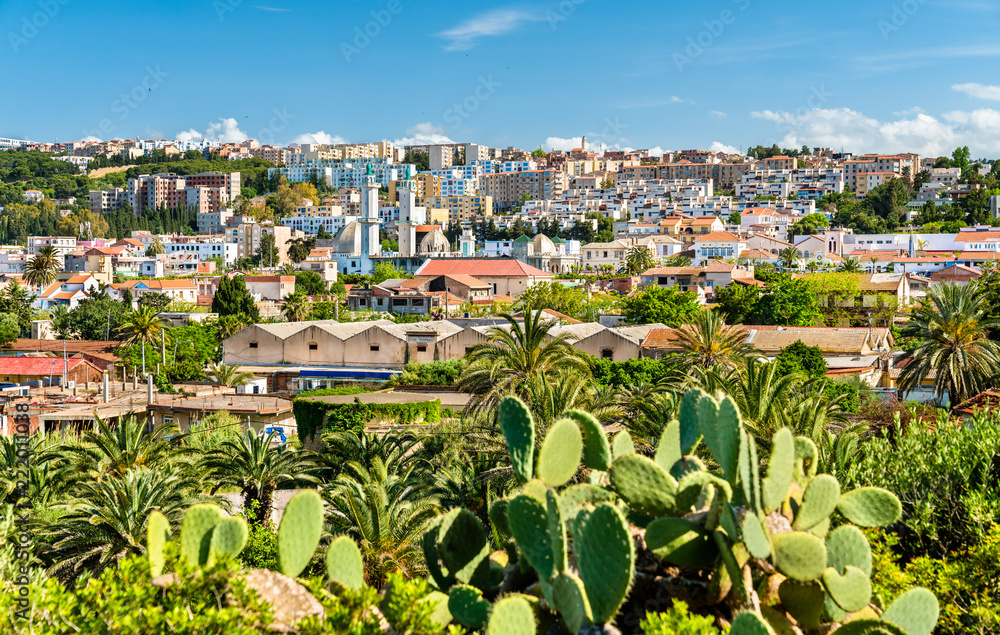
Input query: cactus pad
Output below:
<box><xmin>422</xmin><ymin>518</ymin><xmax>452</xmax><ymax>591</ymax></box>
<box><xmin>487</xmin><ymin>595</ymin><xmax>535</xmax><ymax>635</ymax></box>
<box><xmin>645</xmin><ymin>517</ymin><xmax>716</xmax><ymax>568</ymax></box>
<box><xmin>762</xmin><ymin>428</ymin><xmax>794</xmax><ymax>513</ymax></box>
<box><xmin>208</xmin><ymin>516</ymin><xmax>248</xmax><ymax>566</ymax></box>
<box><xmin>772</xmin><ymin>531</ymin><xmax>827</xmax><ymax>581</ymax></box>
<box><xmin>181</xmin><ymin>503</ymin><xmax>221</xmax><ymax>568</ymax></box>
<box><xmin>730</xmin><ymin>611</ymin><xmax>777</xmax><ymax>634</ymax></box>
<box><xmin>557</xmin><ymin>483</ymin><xmax>617</xmax><ymax>535</ymax></box>
<box><xmin>437</xmin><ymin>508</ymin><xmax>491</xmax><ymax>588</ymax></box>
<box><xmin>678</xmin><ymin>389</ymin><xmax>705</xmax><ymax>453</ymax></box>
<box><xmin>793</xmin><ymin>474</ymin><xmax>841</xmax><ymax>531</ymax></box>
<box><xmin>825</xmin><ymin>525</ymin><xmax>872</xmax><ymax>576</ymax></box>
<box><xmin>654</xmin><ymin>420</ymin><xmax>681</xmax><ymax>473</ymax></box>
<box><xmin>611</xmin><ymin>430</ymin><xmax>635</xmax><ymax>458</ymax></box>
<box><xmin>738</xmin><ymin>430</ymin><xmax>761</xmax><ymax>513</ymax></box>
<box><xmin>793</xmin><ymin>436</ymin><xmax>818</xmax><ymax>483</ymax></box>
<box><xmin>326</xmin><ymin>535</ymin><xmax>365</xmax><ymax>590</ymax></box>
<box><xmin>277</xmin><ymin>490</ymin><xmax>324</xmax><ymax>578</ymax></box>
<box><xmin>448</xmin><ymin>584</ymin><xmax>491</xmax><ymax>629</ymax></box>
<box><xmin>546</xmin><ymin>490</ymin><xmax>568</xmax><ymax>574</ymax></box>
<box><xmin>537</xmin><ymin>418</ymin><xmax>583</xmax><ymax>487</ymax></box>
<box><xmin>834</xmin><ymin>620</ymin><xmax>907</xmax><ymax>635</ymax></box>
<box><xmin>699</xmin><ymin>394</ymin><xmax>742</xmax><ymax>482</ymax></box>
<box><xmin>837</xmin><ymin>487</ymin><xmax>902</xmax><ymax>528</ymax></box>
<box><xmin>741</xmin><ymin>511</ymin><xmax>771</xmax><ymax>560</ymax></box>
<box><xmin>564</xmin><ymin>409</ymin><xmax>612</xmax><ymax>471</ymax></box>
<box><xmin>609</xmin><ymin>454</ymin><xmax>677</xmax><ymax>516</ymax></box>
<box><xmin>778</xmin><ymin>579</ymin><xmax>825</xmax><ymax>630</ymax></box>
<box><xmin>881</xmin><ymin>587</ymin><xmax>939</xmax><ymax>635</ymax></box>
<box><xmin>499</xmin><ymin>396</ymin><xmax>535</xmax><ymax>484</ymax></box>
<box><xmin>507</xmin><ymin>494</ymin><xmax>555</xmax><ymax>580</ymax></box>
<box><xmin>822</xmin><ymin>565</ymin><xmax>871</xmax><ymax>612</ymax></box>
<box><xmin>575</xmin><ymin>503</ymin><xmax>634</xmax><ymax>624</ymax></box>
<box><xmin>147</xmin><ymin>511</ymin><xmax>171</xmax><ymax>578</ymax></box>
<box><xmin>552</xmin><ymin>572</ymin><xmax>592</xmax><ymax>633</ymax></box>
<box><xmin>675</xmin><ymin>471</ymin><xmax>732</xmax><ymax>514</ymax></box>
<box><xmin>489</xmin><ymin>498</ymin><xmax>510</xmax><ymax>536</ymax></box>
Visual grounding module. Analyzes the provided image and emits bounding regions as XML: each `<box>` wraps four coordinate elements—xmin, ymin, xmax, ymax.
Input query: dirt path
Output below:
<box><xmin>87</xmin><ymin>165</ymin><xmax>134</xmax><ymax>178</ymax></box>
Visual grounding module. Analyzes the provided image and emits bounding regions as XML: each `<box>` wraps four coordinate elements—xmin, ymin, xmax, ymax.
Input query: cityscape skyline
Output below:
<box><xmin>4</xmin><ymin>0</ymin><xmax>1000</xmax><ymax>157</ymax></box>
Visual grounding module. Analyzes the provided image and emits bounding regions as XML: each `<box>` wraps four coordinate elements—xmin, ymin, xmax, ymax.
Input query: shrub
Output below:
<box><xmin>392</xmin><ymin>360</ymin><xmax>465</xmax><ymax>387</ymax></box>
<box><xmin>640</xmin><ymin>601</ymin><xmax>720</xmax><ymax>634</ymax></box>
<box><xmin>869</xmin><ymin>528</ymin><xmax>1000</xmax><ymax>635</ymax></box>
<box><xmin>845</xmin><ymin>409</ymin><xmax>1000</xmax><ymax>558</ymax></box>
<box><xmin>292</xmin><ymin>397</ymin><xmax>443</xmax><ymax>439</ymax></box>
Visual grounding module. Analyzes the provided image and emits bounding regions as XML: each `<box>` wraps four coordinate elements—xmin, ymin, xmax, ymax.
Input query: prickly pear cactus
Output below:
<box><xmin>180</xmin><ymin>503</ymin><xmax>222</xmax><ymax>568</ymax></box>
<box><xmin>277</xmin><ymin>490</ymin><xmax>324</xmax><ymax>578</ymax></box>
<box><xmin>147</xmin><ymin>511</ymin><xmax>171</xmax><ymax>577</ymax></box>
<box><xmin>208</xmin><ymin>516</ymin><xmax>249</xmax><ymax>566</ymax></box>
<box><xmin>325</xmin><ymin>535</ymin><xmax>365</xmax><ymax>590</ymax></box>
<box><xmin>422</xmin><ymin>387</ymin><xmax>937</xmax><ymax>634</ymax></box>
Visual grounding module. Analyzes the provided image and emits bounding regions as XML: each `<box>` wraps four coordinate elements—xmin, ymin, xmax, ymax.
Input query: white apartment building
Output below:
<box><xmin>28</xmin><ymin>236</ymin><xmax>77</xmax><ymax>259</ymax></box>
<box><xmin>164</xmin><ymin>240</ymin><xmax>238</xmax><ymax>265</ymax></box>
<box><xmin>88</xmin><ymin>188</ymin><xmax>127</xmax><ymax>214</ymax></box>
<box><xmin>197</xmin><ymin>209</ymin><xmax>234</xmax><ymax>235</ymax></box>
<box><xmin>281</xmin><ymin>215</ymin><xmax>358</xmax><ymax>235</ymax></box>
<box><xmin>429</xmin><ymin>146</ymin><xmax>453</xmax><ymax>171</ymax></box>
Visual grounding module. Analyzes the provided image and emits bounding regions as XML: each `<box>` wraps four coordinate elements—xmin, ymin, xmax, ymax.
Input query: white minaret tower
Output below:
<box><xmin>398</xmin><ymin>164</ymin><xmax>426</xmax><ymax>258</ymax></box>
<box><xmin>359</xmin><ymin>162</ymin><xmax>381</xmax><ymax>260</ymax></box>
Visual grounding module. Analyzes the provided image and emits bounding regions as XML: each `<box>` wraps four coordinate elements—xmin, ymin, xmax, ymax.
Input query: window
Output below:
<box><xmin>249</xmin><ymin>342</ymin><xmax>258</xmax><ymax>349</ymax></box>
<box><xmin>601</xmin><ymin>349</ymin><xmax>614</xmax><ymax>360</ymax></box>
<box><xmin>308</xmin><ymin>343</ymin><xmax>318</xmax><ymax>351</ymax></box>
<box><xmin>370</xmin><ymin>344</ymin><xmax>380</xmax><ymax>352</ymax></box>
<box><xmin>417</xmin><ymin>345</ymin><xmax>427</xmax><ymax>352</ymax></box>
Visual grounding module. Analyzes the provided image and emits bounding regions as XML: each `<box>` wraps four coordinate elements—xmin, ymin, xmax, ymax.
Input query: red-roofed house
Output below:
<box><xmin>693</xmin><ymin>232</ymin><xmax>747</xmax><ymax>265</ymax></box>
<box><xmin>36</xmin><ymin>274</ymin><xmax>99</xmax><ymax>310</ymax></box>
<box><xmin>0</xmin><ymin>357</ymin><xmax>103</xmax><ymax>386</ymax></box>
<box><xmin>414</xmin><ymin>258</ymin><xmax>553</xmax><ymax>297</ymax></box>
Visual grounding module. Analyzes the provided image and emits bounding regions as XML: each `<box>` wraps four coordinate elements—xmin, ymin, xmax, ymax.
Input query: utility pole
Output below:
<box><xmin>161</xmin><ymin>329</ymin><xmax>166</xmax><ymax>365</ymax></box>
<box><xmin>62</xmin><ymin>339</ymin><xmax>67</xmax><ymax>389</ymax></box>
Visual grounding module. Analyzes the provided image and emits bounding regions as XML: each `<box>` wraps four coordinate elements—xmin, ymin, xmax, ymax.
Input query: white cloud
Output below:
<box><xmin>176</xmin><ymin>118</ymin><xmax>249</xmax><ymax>143</ymax></box>
<box><xmin>392</xmin><ymin>123</ymin><xmax>454</xmax><ymax>146</ymax></box>
<box><xmin>710</xmin><ymin>141</ymin><xmax>740</xmax><ymax>154</ymax></box>
<box><xmin>952</xmin><ymin>83</ymin><xmax>1000</xmax><ymax>101</ymax></box>
<box><xmin>545</xmin><ymin>136</ymin><xmax>583</xmax><ymax>151</ymax></box>
<box><xmin>437</xmin><ymin>9</ymin><xmax>543</xmax><ymax>51</ymax></box>
<box><xmin>647</xmin><ymin>146</ymin><xmax>666</xmax><ymax>157</ymax></box>
<box><xmin>746</xmin><ymin>106</ymin><xmax>1000</xmax><ymax>156</ymax></box>
<box><xmin>80</xmin><ymin>135</ymin><xmax>102</xmax><ymax>142</ymax></box>
<box><xmin>709</xmin><ymin>111</ymin><xmax>728</xmax><ymax>119</ymax></box>
<box><xmin>293</xmin><ymin>131</ymin><xmax>347</xmax><ymax>145</ymax></box>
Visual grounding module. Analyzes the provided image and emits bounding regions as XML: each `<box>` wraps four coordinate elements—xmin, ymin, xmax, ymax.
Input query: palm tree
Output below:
<box><xmin>323</xmin><ymin>458</ymin><xmax>438</xmax><ymax>586</ymax></box>
<box><xmin>118</xmin><ymin>306</ymin><xmax>167</xmax><ymax>375</ymax></box>
<box><xmin>145</xmin><ymin>238</ymin><xmax>165</xmax><ymax>258</ymax></box>
<box><xmin>47</xmin><ymin>415</ymin><xmax>185</xmax><ymax>484</ymax></box>
<box><xmin>838</xmin><ymin>257</ymin><xmax>863</xmax><ymax>273</ymax></box>
<box><xmin>724</xmin><ymin>357</ymin><xmax>804</xmax><ymax>452</ymax></box>
<box><xmin>672</xmin><ymin>310</ymin><xmax>757</xmax><ymax>370</ymax></box>
<box><xmin>458</xmin><ymin>311</ymin><xmax>590</xmax><ymax>413</ymax></box>
<box><xmin>23</xmin><ymin>245</ymin><xmax>60</xmax><ymax>289</ymax></box>
<box><xmin>778</xmin><ymin>246</ymin><xmax>802</xmax><ymax>271</ymax></box>
<box><xmin>619</xmin><ymin>246</ymin><xmax>656</xmax><ymax>275</ymax></box>
<box><xmin>897</xmin><ymin>283</ymin><xmax>1000</xmax><ymax>406</ymax></box>
<box><xmin>44</xmin><ymin>468</ymin><xmax>208</xmax><ymax>579</ymax></box>
<box><xmin>319</xmin><ymin>429</ymin><xmax>423</xmax><ymax>481</ymax></box>
<box><xmin>206</xmin><ymin>361</ymin><xmax>254</xmax><ymax>388</ymax></box>
<box><xmin>201</xmin><ymin>432</ymin><xmax>318</xmax><ymax>524</ymax></box>
<box><xmin>282</xmin><ymin>292</ymin><xmax>310</xmax><ymax>322</ymax></box>
<box><xmin>280</xmin><ymin>263</ymin><xmax>298</xmax><ymax>276</ymax></box>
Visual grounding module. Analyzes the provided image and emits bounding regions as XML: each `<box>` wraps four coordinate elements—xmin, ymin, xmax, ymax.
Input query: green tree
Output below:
<box><xmin>671</xmin><ymin>310</ymin><xmax>755</xmax><ymax>369</ymax></box>
<box><xmin>294</xmin><ymin>270</ymin><xmax>327</xmax><ymax>296</ymax></box>
<box><xmin>211</xmin><ymin>275</ymin><xmax>261</xmax><ymax>322</ymax></box>
<box><xmin>620</xmin><ymin>286</ymin><xmax>701</xmax><ymax>326</ymax></box>
<box><xmin>144</xmin><ymin>238</ymin><xmax>164</xmax><ymax>257</ymax></box>
<box><xmin>459</xmin><ymin>310</ymin><xmax>590</xmax><ymax>413</ymax></box>
<box><xmin>370</xmin><ymin>261</ymin><xmax>410</xmax><ymax>285</ymax></box>
<box><xmin>775</xmin><ymin>340</ymin><xmax>828</xmax><ymax>378</ymax></box>
<box><xmin>897</xmin><ymin>283</ymin><xmax>1000</xmax><ymax>406</ymax></box>
<box><xmin>282</xmin><ymin>292</ymin><xmax>310</xmax><ymax>322</ymax></box>
<box><xmin>201</xmin><ymin>432</ymin><xmax>318</xmax><ymax>525</ymax></box>
<box><xmin>619</xmin><ymin>246</ymin><xmax>657</xmax><ymax>275</ymax></box>
<box><xmin>727</xmin><ymin>211</ymin><xmax>742</xmax><ymax>226</ymax></box>
<box><xmin>136</xmin><ymin>291</ymin><xmax>171</xmax><ymax>313</ymax></box>
<box><xmin>206</xmin><ymin>361</ymin><xmax>254</xmax><ymax>388</ymax></box>
<box><xmin>23</xmin><ymin>244</ymin><xmax>60</xmax><ymax>289</ymax></box>
<box><xmin>0</xmin><ymin>313</ymin><xmax>19</xmax><ymax>347</ymax></box>
<box><xmin>117</xmin><ymin>306</ymin><xmax>167</xmax><ymax>375</ymax></box>
<box><xmin>0</xmin><ymin>281</ymin><xmax>35</xmax><ymax>336</ymax></box>
<box><xmin>257</xmin><ymin>232</ymin><xmax>280</xmax><ymax>267</ymax></box>
<box><xmin>777</xmin><ymin>246</ymin><xmax>803</xmax><ymax>270</ymax></box>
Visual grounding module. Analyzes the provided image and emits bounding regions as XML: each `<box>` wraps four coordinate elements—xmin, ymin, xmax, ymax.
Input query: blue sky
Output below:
<box><xmin>3</xmin><ymin>0</ymin><xmax>1000</xmax><ymax>157</ymax></box>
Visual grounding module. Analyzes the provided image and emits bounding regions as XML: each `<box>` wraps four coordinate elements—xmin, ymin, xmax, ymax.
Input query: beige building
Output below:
<box><xmin>244</xmin><ymin>275</ymin><xmax>296</xmax><ymax>302</ymax></box>
<box><xmin>478</xmin><ymin>170</ymin><xmax>567</xmax><ymax>213</ymax></box>
<box><xmin>147</xmin><ymin>395</ymin><xmax>295</xmax><ymax>435</ymax></box>
<box><xmin>414</xmin><ymin>258</ymin><xmax>553</xmax><ymax>297</ymax></box>
<box><xmin>421</xmin><ymin>195</ymin><xmax>494</xmax><ymax>223</ymax></box>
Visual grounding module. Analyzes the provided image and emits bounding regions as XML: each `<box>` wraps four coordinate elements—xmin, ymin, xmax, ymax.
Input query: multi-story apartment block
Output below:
<box><xmin>88</xmin><ymin>188</ymin><xmax>127</xmax><ymax>214</ymax></box>
<box><xmin>250</xmin><ymin>146</ymin><xmax>292</xmax><ymax>165</ymax></box>
<box><xmin>271</xmin><ymin>160</ymin><xmax>408</xmax><ymax>189</ymax></box>
<box><xmin>236</xmin><ymin>222</ymin><xmax>292</xmax><ymax>265</ymax></box>
<box><xmin>465</xmin><ymin>143</ymin><xmax>490</xmax><ymax>163</ymax></box>
<box><xmin>125</xmin><ymin>172</ymin><xmax>239</xmax><ymax>213</ymax></box>
<box><xmin>281</xmin><ymin>214</ymin><xmax>358</xmax><ymax>235</ymax></box>
<box><xmin>164</xmin><ymin>240</ymin><xmax>238</xmax><ymax>265</ymax></box>
<box><xmin>429</xmin><ymin>146</ymin><xmax>453</xmax><ymax>171</ymax></box>
<box><xmin>478</xmin><ymin>170</ymin><xmax>567</xmax><ymax>213</ymax></box>
<box><xmin>420</xmin><ymin>195</ymin><xmax>494</xmax><ymax>223</ymax></box>
<box><xmin>27</xmin><ymin>236</ymin><xmax>77</xmax><ymax>262</ymax></box>
<box><xmin>197</xmin><ymin>209</ymin><xmax>234</xmax><ymax>235</ymax></box>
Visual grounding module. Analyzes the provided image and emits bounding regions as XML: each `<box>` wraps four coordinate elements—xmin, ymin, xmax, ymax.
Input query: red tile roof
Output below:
<box><xmin>694</xmin><ymin>232</ymin><xmax>743</xmax><ymax>243</ymax></box>
<box><xmin>417</xmin><ymin>259</ymin><xmax>552</xmax><ymax>278</ymax></box>
<box><xmin>0</xmin><ymin>357</ymin><xmax>88</xmax><ymax>376</ymax></box>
